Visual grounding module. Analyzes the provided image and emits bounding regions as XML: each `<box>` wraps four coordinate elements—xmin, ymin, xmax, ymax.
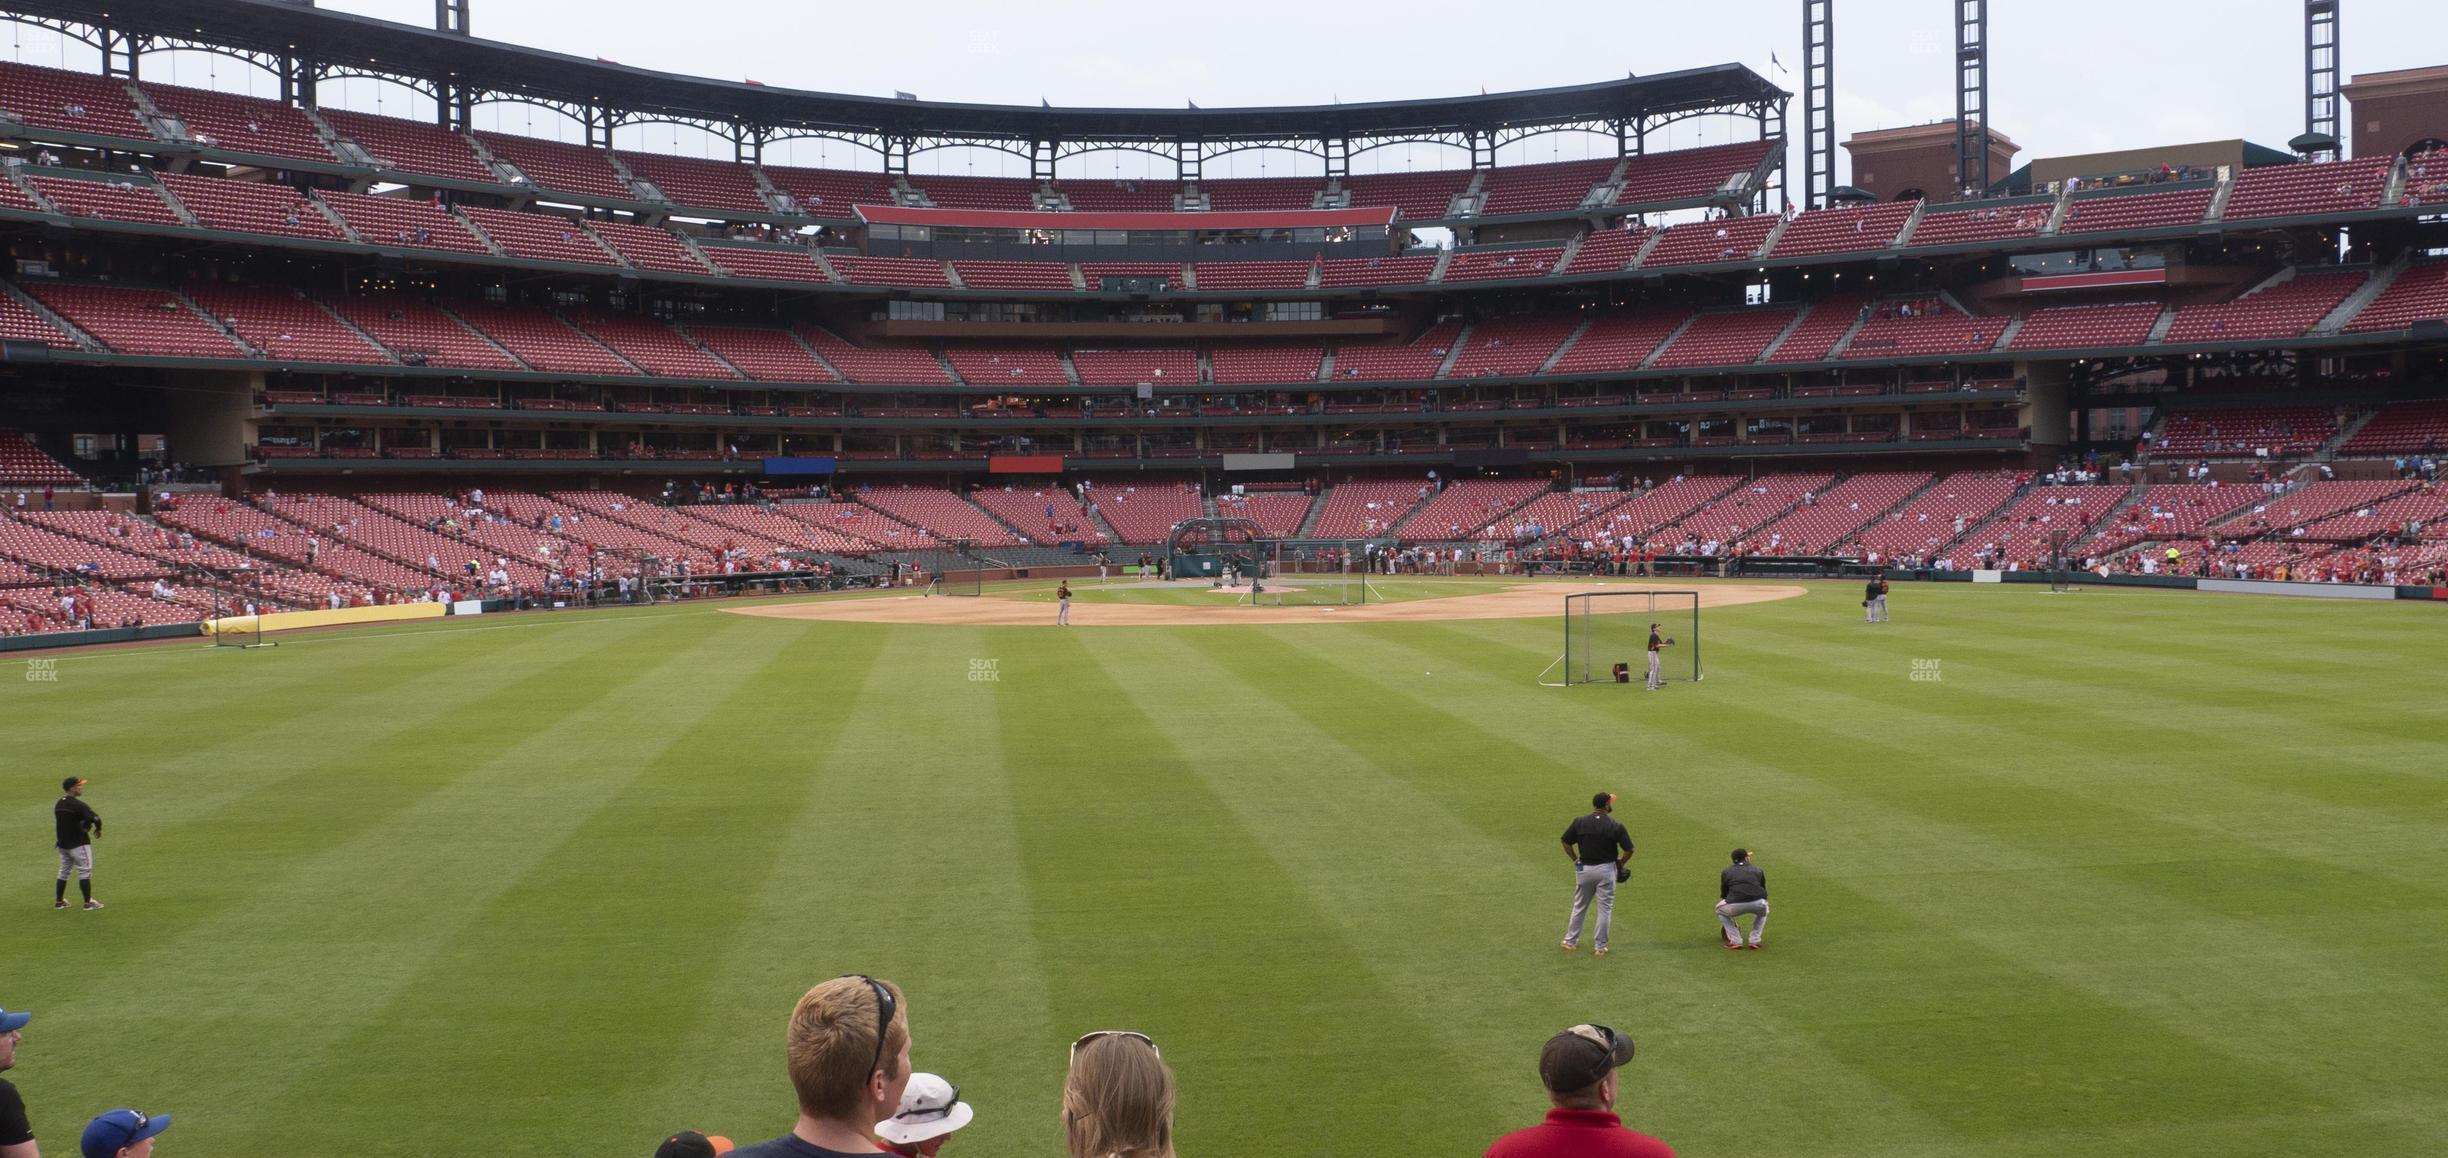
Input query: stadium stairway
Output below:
<box><xmin>1757</xmin><ymin>309</ymin><xmax>1815</xmax><ymax>364</ymax></box>
<box><xmin>2147</xmin><ymin>305</ymin><xmax>2179</xmax><ymax>343</ymax></box>
<box><xmin>1432</xmin><ymin>323</ymin><xmax>1473</xmax><ymax>379</ymax></box>
<box><xmin>2315</xmin><ymin>254</ymin><xmax>2411</xmax><ymax>335</ymax></box>
<box><xmin>1989</xmin><ymin>313</ymin><xmax>2027</xmax><ymax>353</ymax></box>
<box><xmin>2313</xmin><ymin>410</ymin><xmax>2383</xmax><ymax>460</ymax></box>
<box><xmin>2206</xmin><ymin>172</ymin><xmax>2235</xmax><ymax>222</ymax></box>
<box><xmin>1427</xmin><ymin>250</ymin><xmax>1455</xmax><ymax>283</ymax></box>
<box><xmin>1293</xmin><ymin>488</ymin><xmax>1332</xmax><ymax>538</ymax></box>
<box><xmin>1832</xmin><ymin>472</ymin><xmax>1952</xmax><ymax>553</ymax></box>
<box><xmin>1537</xmin><ymin>318</ymin><xmax>1595</xmax><ymax>373</ymax></box>
<box><xmin>1640</xmin><ymin>314</ymin><xmax>1703</xmax><ymax>369</ymax></box>
<box><xmin>0</xmin><ymin>281</ymin><xmax>94</xmax><ymax>349</ymax></box>
<box><xmin>2041</xmin><ymin>186</ymin><xmax>2074</xmax><ymax>234</ymax></box>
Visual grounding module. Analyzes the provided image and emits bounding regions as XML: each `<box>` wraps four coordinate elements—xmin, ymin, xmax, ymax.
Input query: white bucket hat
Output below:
<box><xmin>875</xmin><ymin>1072</ymin><xmax>974</xmax><ymax>1145</ymax></box>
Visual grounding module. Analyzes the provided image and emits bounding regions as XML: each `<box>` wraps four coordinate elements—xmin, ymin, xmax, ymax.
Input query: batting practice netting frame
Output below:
<box><xmin>1243</xmin><ymin>538</ymin><xmax>1383</xmax><ymax>607</ymax></box>
<box><xmin>1538</xmin><ymin>590</ymin><xmax>1700</xmax><ymax>686</ymax></box>
<box><xmin>934</xmin><ymin>538</ymin><xmax>984</xmax><ymax>596</ymax></box>
<box><xmin>205</xmin><ymin>573</ymin><xmax>277</xmax><ymax>649</ymax></box>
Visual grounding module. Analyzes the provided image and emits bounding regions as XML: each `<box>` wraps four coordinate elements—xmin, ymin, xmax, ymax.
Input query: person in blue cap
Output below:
<box><xmin>80</xmin><ymin>1108</ymin><xmax>170</xmax><ymax>1158</ymax></box>
<box><xmin>0</xmin><ymin>1006</ymin><xmax>34</xmax><ymax>1158</ymax></box>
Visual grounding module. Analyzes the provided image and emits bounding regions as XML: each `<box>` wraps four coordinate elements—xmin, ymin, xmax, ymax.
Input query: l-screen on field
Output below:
<box><xmin>8</xmin><ymin>580</ymin><xmax>2445</xmax><ymax>1158</ymax></box>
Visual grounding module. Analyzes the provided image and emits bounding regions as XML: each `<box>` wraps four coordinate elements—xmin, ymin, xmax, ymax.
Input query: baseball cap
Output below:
<box><xmin>1591</xmin><ymin>791</ymin><xmax>1616</xmax><ymax>810</ymax></box>
<box><xmin>63</xmin><ymin>777</ymin><xmax>88</xmax><ymax>792</ymax></box>
<box><xmin>652</xmin><ymin>1131</ymin><xmax>733</xmax><ymax>1158</ymax></box>
<box><xmin>875</xmin><ymin>1073</ymin><xmax>973</xmax><ymax>1145</ymax></box>
<box><xmin>0</xmin><ymin>1008</ymin><xmax>28</xmax><ymax>1033</ymax></box>
<box><xmin>1540</xmin><ymin>1024</ymin><xmax>1635</xmax><ymax>1093</ymax></box>
<box><xmin>80</xmin><ymin>1109</ymin><xmax>170</xmax><ymax>1158</ymax></box>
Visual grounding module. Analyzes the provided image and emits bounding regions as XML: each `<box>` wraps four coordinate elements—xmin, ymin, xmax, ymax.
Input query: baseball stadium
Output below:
<box><xmin>2</xmin><ymin>0</ymin><xmax>2445</xmax><ymax>1154</ymax></box>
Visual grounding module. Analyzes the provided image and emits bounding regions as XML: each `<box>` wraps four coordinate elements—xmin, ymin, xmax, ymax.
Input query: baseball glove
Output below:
<box><xmin>1614</xmin><ymin>864</ymin><xmax>1632</xmax><ymax>884</ymax></box>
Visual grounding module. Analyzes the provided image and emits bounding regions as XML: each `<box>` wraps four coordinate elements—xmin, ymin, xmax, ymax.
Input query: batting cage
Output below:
<box><xmin>934</xmin><ymin>538</ymin><xmax>984</xmax><ymax>596</ymax></box>
<box><xmin>1165</xmin><ymin>520</ymin><xmax>1383</xmax><ymax>607</ymax></box>
<box><xmin>1539</xmin><ymin>590</ymin><xmax>1701</xmax><ymax>686</ymax></box>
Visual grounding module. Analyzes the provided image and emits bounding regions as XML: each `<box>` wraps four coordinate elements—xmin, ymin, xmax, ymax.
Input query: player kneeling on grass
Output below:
<box><xmin>79</xmin><ymin>1107</ymin><xmax>170</xmax><ymax>1158</ymax></box>
<box><xmin>1483</xmin><ymin>1024</ymin><xmax>1675</xmax><ymax>1158</ymax></box>
<box><xmin>1717</xmin><ymin>849</ymin><xmax>1768</xmax><ymax>950</ymax></box>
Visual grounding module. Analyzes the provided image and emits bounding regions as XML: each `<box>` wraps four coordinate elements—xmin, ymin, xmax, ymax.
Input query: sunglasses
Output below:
<box><xmin>892</xmin><ymin>1082</ymin><xmax>961</xmax><ymax>1123</ymax></box>
<box><xmin>1567</xmin><ymin>1023</ymin><xmax>1634</xmax><ymax>1064</ymax></box>
<box><xmin>1070</xmin><ymin>1030</ymin><xmax>1159</xmax><ymax>1060</ymax></box>
<box><xmin>841</xmin><ymin>975</ymin><xmax>897</xmax><ymax>1083</ymax></box>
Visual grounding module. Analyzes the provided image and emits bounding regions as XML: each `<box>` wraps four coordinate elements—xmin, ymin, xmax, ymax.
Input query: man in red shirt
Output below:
<box><xmin>1484</xmin><ymin>1024</ymin><xmax>1674</xmax><ymax>1158</ymax></box>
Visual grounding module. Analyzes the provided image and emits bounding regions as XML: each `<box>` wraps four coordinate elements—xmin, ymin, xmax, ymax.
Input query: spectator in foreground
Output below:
<box><xmin>79</xmin><ymin>1107</ymin><xmax>170</xmax><ymax>1158</ymax></box>
<box><xmin>875</xmin><ymin>1073</ymin><xmax>971</xmax><ymax>1157</ymax></box>
<box><xmin>729</xmin><ymin>975</ymin><xmax>912</xmax><ymax>1158</ymax></box>
<box><xmin>656</xmin><ymin>1131</ymin><xmax>734</xmax><ymax>1157</ymax></box>
<box><xmin>1</xmin><ymin>1006</ymin><xmax>33</xmax><ymax>1158</ymax></box>
<box><xmin>1484</xmin><ymin>1025</ymin><xmax>1673</xmax><ymax>1158</ymax></box>
<box><xmin>1063</xmin><ymin>1031</ymin><xmax>1172</xmax><ymax>1158</ymax></box>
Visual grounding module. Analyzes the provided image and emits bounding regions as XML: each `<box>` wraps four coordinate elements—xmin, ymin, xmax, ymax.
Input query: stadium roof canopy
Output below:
<box><xmin>5</xmin><ymin>0</ymin><xmax>1786</xmax><ymax>149</ymax></box>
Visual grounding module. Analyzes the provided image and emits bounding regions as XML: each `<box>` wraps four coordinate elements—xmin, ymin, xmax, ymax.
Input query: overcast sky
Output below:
<box><xmin>18</xmin><ymin>0</ymin><xmax>2436</xmax><ymax>181</ymax></box>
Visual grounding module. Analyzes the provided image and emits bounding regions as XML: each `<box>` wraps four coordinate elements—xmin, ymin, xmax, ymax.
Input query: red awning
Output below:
<box><xmin>853</xmin><ymin>204</ymin><xmax>1397</xmax><ymax>231</ymax></box>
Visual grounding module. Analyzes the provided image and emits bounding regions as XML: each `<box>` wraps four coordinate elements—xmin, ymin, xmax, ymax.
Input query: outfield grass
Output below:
<box><xmin>5</xmin><ymin>581</ymin><xmax>2444</xmax><ymax>1157</ymax></box>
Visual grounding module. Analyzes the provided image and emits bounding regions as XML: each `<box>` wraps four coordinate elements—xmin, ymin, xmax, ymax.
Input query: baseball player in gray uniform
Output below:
<box><xmin>1560</xmin><ymin>793</ymin><xmax>1635</xmax><ymax>956</ymax></box>
<box><xmin>1645</xmin><ymin>623</ymin><xmax>1674</xmax><ymax>690</ymax></box>
<box><xmin>1717</xmin><ymin>849</ymin><xmax>1768</xmax><ymax>949</ymax></box>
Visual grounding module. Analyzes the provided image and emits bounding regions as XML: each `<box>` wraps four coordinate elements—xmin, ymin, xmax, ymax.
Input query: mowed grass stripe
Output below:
<box><xmin>124</xmin><ymin>614</ymin><xmax>797</xmax><ymax>1156</ymax></box>
<box><xmin>996</xmin><ymin>628</ymin><xmax>1491</xmax><ymax>1158</ymax></box>
<box><xmin>1120</xmin><ymin>626</ymin><xmax>1968</xmax><ymax>1158</ymax></box>
<box><xmin>1308</xmin><ymin>611</ymin><xmax>2414</xmax><ymax>1144</ymax></box>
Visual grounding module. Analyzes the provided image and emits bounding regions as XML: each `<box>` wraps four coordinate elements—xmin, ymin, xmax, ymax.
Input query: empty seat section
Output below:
<box><xmin>2222</xmin><ymin>158</ymin><xmax>2391</xmax><ymax>221</ymax></box>
<box><xmin>1762</xmin><ymin>295</ymin><xmax>1870</xmax><ymax>363</ymax></box>
<box><xmin>320</xmin><ymin>108</ymin><xmax>500</xmax><ymax>184</ymax></box>
<box><xmin>2152</xmin><ymin>407</ymin><xmax>2335</xmax><ymax>457</ymax></box>
<box><xmin>2163</xmin><ymin>270</ymin><xmax>2364</xmax><ymax>343</ymax></box>
<box><xmin>1441</xmin><ymin>247</ymin><xmax>1561</xmax><ymax>282</ymax></box>
<box><xmin>616</xmin><ymin>150</ymin><xmax>770</xmax><ymax>213</ymax></box>
<box><xmin>1651</xmin><ymin>308</ymin><xmax>1798</xmax><ymax>369</ymax></box>
<box><xmin>1072</xmin><ymin>348</ymin><xmax>1196</xmax><ymax>386</ymax></box>
<box><xmin>1567</xmin><ymin>476</ymin><xmax>1743</xmax><ymax>541</ymax></box>
<box><xmin>1209</xmin><ymin>346</ymin><xmax>1323</xmax><ymax>385</ymax></box>
<box><xmin>317</xmin><ymin>190</ymin><xmax>491</xmax><ymax>254</ymax></box>
<box><xmin>1751</xmin><ymin>472</ymin><xmax>1932</xmax><ymax>553</ymax></box>
<box><xmin>0</xmin><ymin>61</ymin><xmax>149</xmax><ymax>139</ymax></box>
<box><xmin>2338</xmin><ymin>400</ymin><xmax>2448</xmax><ymax>454</ymax></box>
<box><xmin>27</xmin><ymin>176</ymin><xmax>183</xmax><ymax>225</ymax></box>
<box><xmin>2345</xmin><ymin>261</ymin><xmax>2448</xmax><ymax>332</ymax></box>
<box><xmin>1903</xmin><ymin>200</ymin><xmax>2050</xmax><ymax>247</ymax></box>
<box><xmin>1190</xmin><ymin>261</ymin><xmax>1309</xmax><ymax>290</ymax></box>
<box><xmin>684</xmin><ymin>326</ymin><xmax>836</xmax><ymax>383</ymax></box>
<box><xmin>1665</xmin><ymin>473</ymin><xmax>1835</xmax><ymax>544</ymax></box>
<box><xmin>2007</xmin><ymin>302</ymin><xmax>2163</xmax><ymax>350</ymax></box>
<box><xmin>1086</xmin><ymin>485</ymin><xmax>1202</xmax><ymax>544</ymax></box>
<box><xmin>0</xmin><ymin>298</ymin><xmax>71</xmax><ymax>347</ymax></box>
<box><xmin>1199</xmin><ymin>177</ymin><xmax>1323</xmax><ymax>210</ymax></box>
<box><xmin>155</xmin><ymin>173</ymin><xmax>342</xmax><ymax>241</ymax></box>
<box><xmin>1848</xmin><ymin>472</ymin><xmax>2020</xmax><ymax>559</ymax></box>
<box><xmin>563</xmin><ymin>311</ymin><xmax>734</xmax><ymax>378</ymax></box>
<box><xmin>186</xmin><ymin>286</ymin><xmax>389</xmax><ymax>364</ymax></box>
<box><xmin>1768</xmin><ymin>201</ymin><xmax>1917</xmax><ymax>257</ymax></box>
<box><xmin>1330</xmin><ymin>320</ymin><xmax>1463</xmax><ymax>381</ymax></box>
<box><xmin>1841</xmin><ymin>299</ymin><xmax>2009</xmax><ymax>359</ymax></box>
<box><xmin>832</xmin><ymin>256</ymin><xmax>952</xmax><ymax>288</ymax></box>
<box><xmin>139</xmin><ymin>82</ymin><xmax>333</xmax><ymax>163</ymax></box>
<box><xmin>702</xmin><ymin>244</ymin><xmax>833</xmax><ymax>282</ymax></box>
<box><xmin>1559</xmin><ymin>227</ymin><xmax>1649</xmax><ymax>275</ymax></box>
<box><xmin>1614</xmin><ymin>140</ymin><xmax>1776</xmax><ymax>205</ymax></box>
<box><xmin>2081</xmin><ymin>484</ymin><xmax>2252</xmax><ymax>557</ymax></box>
<box><xmin>795</xmin><ymin>328</ymin><xmax>952</xmax><ymax>383</ymax></box>
<box><xmin>1639</xmin><ymin>214</ymin><xmax>1779</xmax><ymax>267</ymax></box>
<box><xmin>858</xmin><ymin>487</ymin><xmax>1026</xmax><ymax>547</ymax></box>
<box><xmin>1401</xmin><ymin>479</ymin><xmax>1550</xmax><ymax>542</ymax></box>
<box><xmin>451</xmin><ymin>304</ymin><xmax>638</xmax><ymax>376</ymax></box>
<box><xmin>1059</xmin><ymin>180</ymin><xmax>1177</xmax><ymax>212</ymax></box>
<box><xmin>1496</xmin><ymin>492</ymin><xmax>1626</xmax><ymax>541</ymax></box>
<box><xmin>328</xmin><ymin>298</ymin><xmax>522</xmax><ymax>370</ymax></box>
<box><xmin>774</xmin><ymin>502</ymin><xmax>934</xmax><ymax>551</ymax></box>
<box><xmin>944</xmin><ymin>347</ymin><xmax>1067</xmax><ymax>386</ymax></box>
<box><xmin>2211</xmin><ymin>479</ymin><xmax>2413</xmax><ymax>536</ymax></box>
<box><xmin>1547</xmin><ymin>309</ymin><xmax>1687</xmax><ymax>374</ymax></box>
<box><xmin>460</xmin><ymin>205</ymin><xmax>619</xmax><ymax>266</ymax></box>
<box><xmin>1478</xmin><ymin>158</ymin><xmax>1616</xmax><ymax>216</ymax></box>
<box><xmin>907</xmin><ymin>173</ymin><xmax>1036</xmax><ymax>210</ymax></box>
<box><xmin>1445</xmin><ymin>315</ymin><xmax>1579</xmax><ymax>377</ymax></box>
<box><xmin>764</xmin><ymin>165</ymin><xmax>897</xmax><ymax>215</ymax></box>
<box><xmin>2057</xmin><ymin>188</ymin><xmax>2211</xmax><ymax>234</ymax></box>
<box><xmin>1310</xmin><ymin>479</ymin><xmax>1436</xmax><ymax>538</ymax></box>
<box><xmin>477</xmin><ymin>132</ymin><xmax>637</xmax><ymax>200</ymax></box>
<box><xmin>1343</xmin><ymin>169</ymin><xmax>1470</xmax><ymax>220</ymax></box>
<box><xmin>22</xmin><ymin>284</ymin><xmax>240</xmax><ymax>357</ymax></box>
<box><xmin>2293</xmin><ymin>485</ymin><xmax>2448</xmax><ymax>540</ymax></box>
<box><xmin>952</xmin><ymin>261</ymin><xmax>1075</xmax><ymax>290</ymax></box>
<box><xmin>1316</xmin><ymin>256</ymin><xmax>1436</xmax><ymax>287</ymax></box>
<box><xmin>587</xmin><ymin>219</ymin><xmax>711</xmax><ymax>274</ymax></box>
<box><xmin>1081</xmin><ymin>262</ymin><xmax>1184</xmax><ymax>289</ymax></box>
<box><xmin>1211</xmin><ymin>491</ymin><xmax>1313</xmax><ymax>537</ymax></box>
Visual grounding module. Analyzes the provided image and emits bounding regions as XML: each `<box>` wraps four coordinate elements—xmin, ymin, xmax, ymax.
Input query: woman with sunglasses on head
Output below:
<box><xmin>1063</xmin><ymin>1032</ymin><xmax>1173</xmax><ymax>1158</ymax></box>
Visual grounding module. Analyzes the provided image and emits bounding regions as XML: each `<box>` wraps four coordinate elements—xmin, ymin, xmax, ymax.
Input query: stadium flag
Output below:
<box><xmin>1188</xmin><ymin>99</ymin><xmax>1200</xmax><ymax>109</ymax></box>
<box><xmin>745</xmin><ymin>78</ymin><xmax>765</xmax><ymax>86</ymax></box>
<box><xmin>597</xmin><ymin>56</ymin><xmax>620</xmax><ymax>64</ymax></box>
<box><xmin>1770</xmin><ymin>51</ymin><xmax>1785</xmax><ymax>74</ymax></box>
<box><xmin>895</xmin><ymin>90</ymin><xmax>918</xmax><ymax>101</ymax></box>
<box><xmin>1041</xmin><ymin>97</ymin><xmax>1051</xmax><ymax>107</ymax></box>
